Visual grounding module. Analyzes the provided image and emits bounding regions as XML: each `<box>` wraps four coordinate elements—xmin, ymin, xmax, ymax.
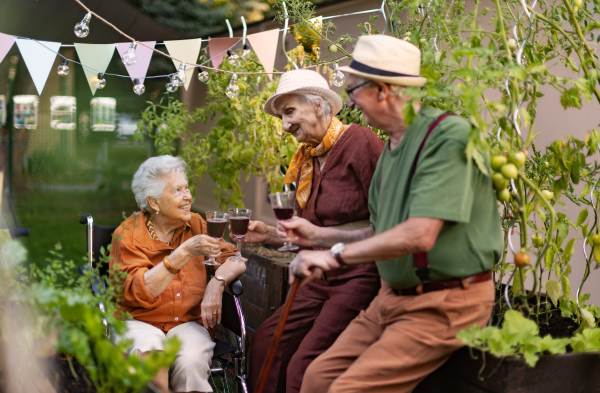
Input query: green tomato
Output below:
<box><xmin>508</xmin><ymin>151</ymin><xmax>526</xmax><ymax>167</ymax></box>
<box><xmin>507</xmin><ymin>38</ymin><xmax>518</xmax><ymax>51</ymax></box>
<box><xmin>542</xmin><ymin>190</ymin><xmax>554</xmax><ymax>201</ymax></box>
<box><xmin>497</xmin><ymin>188</ymin><xmax>511</xmax><ymax>202</ymax></box>
<box><xmin>492</xmin><ymin>173</ymin><xmax>509</xmax><ymax>190</ymax></box>
<box><xmin>594</xmin><ymin>246</ymin><xmax>600</xmax><ymax>263</ymax></box>
<box><xmin>574</xmin><ymin>5</ymin><xmax>580</xmax><ymax>13</ymax></box>
<box><xmin>592</xmin><ymin>234</ymin><xmax>600</xmax><ymax>246</ymax></box>
<box><xmin>329</xmin><ymin>44</ymin><xmax>338</xmax><ymax>54</ymax></box>
<box><xmin>574</xmin><ymin>0</ymin><xmax>583</xmax><ymax>8</ymax></box>
<box><xmin>491</xmin><ymin>155</ymin><xmax>507</xmax><ymax>172</ymax></box>
<box><xmin>532</xmin><ymin>235</ymin><xmax>543</xmax><ymax>248</ymax></box>
<box><xmin>501</xmin><ymin>163</ymin><xmax>519</xmax><ymax>179</ymax></box>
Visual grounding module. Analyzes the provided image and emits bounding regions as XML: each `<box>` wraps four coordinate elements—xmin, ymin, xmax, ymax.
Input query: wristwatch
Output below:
<box><xmin>214</xmin><ymin>275</ymin><xmax>227</xmax><ymax>286</ymax></box>
<box><xmin>330</xmin><ymin>243</ymin><xmax>347</xmax><ymax>268</ymax></box>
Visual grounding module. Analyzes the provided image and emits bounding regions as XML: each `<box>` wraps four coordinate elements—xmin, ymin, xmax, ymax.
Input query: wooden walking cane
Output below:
<box><xmin>255</xmin><ymin>268</ymin><xmax>317</xmax><ymax>393</ymax></box>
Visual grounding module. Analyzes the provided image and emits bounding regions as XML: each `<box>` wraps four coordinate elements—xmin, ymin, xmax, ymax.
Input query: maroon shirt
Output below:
<box><xmin>296</xmin><ymin>124</ymin><xmax>384</xmax><ymax>227</ymax></box>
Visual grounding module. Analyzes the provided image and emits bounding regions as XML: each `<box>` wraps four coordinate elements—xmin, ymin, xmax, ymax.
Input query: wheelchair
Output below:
<box><xmin>79</xmin><ymin>214</ymin><xmax>248</xmax><ymax>393</ymax></box>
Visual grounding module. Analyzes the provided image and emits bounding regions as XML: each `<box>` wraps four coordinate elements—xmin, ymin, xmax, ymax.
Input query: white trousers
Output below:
<box><xmin>121</xmin><ymin>320</ymin><xmax>215</xmax><ymax>392</ymax></box>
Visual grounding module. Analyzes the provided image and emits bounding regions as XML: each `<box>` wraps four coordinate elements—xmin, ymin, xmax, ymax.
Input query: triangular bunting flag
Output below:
<box><xmin>16</xmin><ymin>38</ymin><xmax>61</xmax><ymax>95</ymax></box>
<box><xmin>74</xmin><ymin>43</ymin><xmax>115</xmax><ymax>95</ymax></box>
<box><xmin>0</xmin><ymin>33</ymin><xmax>16</xmax><ymax>65</ymax></box>
<box><xmin>208</xmin><ymin>37</ymin><xmax>240</xmax><ymax>70</ymax></box>
<box><xmin>115</xmin><ymin>41</ymin><xmax>156</xmax><ymax>85</ymax></box>
<box><xmin>163</xmin><ymin>39</ymin><xmax>202</xmax><ymax>90</ymax></box>
<box><xmin>247</xmin><ymin>29</ymin><xmax>280</xmax><ymax>80</ymax></box>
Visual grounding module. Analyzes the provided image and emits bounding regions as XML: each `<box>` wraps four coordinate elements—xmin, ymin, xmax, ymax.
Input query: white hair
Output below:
<box><xmin>351</xmin><ymin>76</ymin><xmax>406</xmax><ymax>97</ymax></box>
<box><xmin>131</xmin><ymin>155</ymin><xmax>188</xmax><ymax>212</ymax></box>
<box><xmin>277</xmin><ymin>93</ymin><xmax>332</xmax><ymax>119</ymax></box>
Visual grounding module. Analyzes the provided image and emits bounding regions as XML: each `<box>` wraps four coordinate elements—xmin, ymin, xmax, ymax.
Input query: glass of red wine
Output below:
<box><xmin>204</xmin><ymin>211</ymin><xmax>229</xmax><ymax>266</ymax></box>
<box><xmin>269</xmin><ymin>191</ymin><xmax>300</xmax><ymax>252</ymax></box>
<box><xmin>228</xmin><ymin>208</ymin><xmax>252</xmax><ymax>263</ymax></box>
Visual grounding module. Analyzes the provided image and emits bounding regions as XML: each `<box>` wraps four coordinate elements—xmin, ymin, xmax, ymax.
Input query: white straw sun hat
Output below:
<box><xmin>264</xmin><ymin>69</ymin><xmax>343</xmax><ymax>117</ymax></box>
<box><xmin>339</xmin><ymin>35</ymin><xmax>427</xmax><ymax>87</ymax></box>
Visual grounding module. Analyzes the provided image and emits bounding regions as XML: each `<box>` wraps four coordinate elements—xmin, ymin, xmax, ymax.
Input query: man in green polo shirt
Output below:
<box><xmin>278</xmin><ymin>35</ymin><xmax>503</xmax><ymax>393</ymax></box>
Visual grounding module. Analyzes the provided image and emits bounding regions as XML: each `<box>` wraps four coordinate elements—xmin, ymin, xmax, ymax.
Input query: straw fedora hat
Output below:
<box><xmin>339</xmin><ymin>35</ymin><xmax>427</xmax><ymax>87</ymax></box>
<box><xmin>264</xmin><ymin>69</ymin><xmax>343</xmax><ymax>117</ymax></box>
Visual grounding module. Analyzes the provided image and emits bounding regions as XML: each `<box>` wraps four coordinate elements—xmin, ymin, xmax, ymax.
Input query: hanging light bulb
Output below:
<box><xmin>133</xmin><ymin>78</ymin><xmax>145</xmax><ymax>95</ymax></box>
<box><xmin>175</xmin><ymin>63</ymin><xmax>186</xmax><ymax>87</ymax></box>
<box><xmin>227</xmin><ymin>50</ymin><xmax>239</xmax><ymax>66</ymax></box>
<box><xmin>122</xmin><ymin>42</ymin><xmax>138</xmax><ymax>66</ymax></box>
<box><xmin>197</xmin><ymin>67</ymin><xmax>210</xmax><ymax>83</ymax></box>
<box><xmin>225</xmin><ymin>74</ymin><xmax>240</xmax><ymax>98</ymax></box>
<box><xmin>166</xmin><ymin>75</ymin><xmax>178</xmax><ymax>93</ymax></box>
<box><xmin>57</xmin><ymin>59</ymin><xmax>69</xmax><ymax>76</ymax></box>
<box><xmin>332</xmin><ymin>63</ymin><xmax>346</xmax><ymax>87</ymax></box>
<box><xmin>74</xmin><ymin>13</ymin><xmax>92</xmax><ymax>38</ymax></box>
<box><xmin>94</xmin><ymin>73</ymin><xmax>106</xmax><ymax>89</ymax></box>
<box><xmin>242</xmin><ymin>43</ymin><xmax>251</xmax><ymax>59</ymax></box>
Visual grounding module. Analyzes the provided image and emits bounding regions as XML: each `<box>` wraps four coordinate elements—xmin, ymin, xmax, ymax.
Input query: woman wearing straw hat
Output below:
<box><xmin>241</xmin><ymin>69</ymin><xmax>383</xmax><ymax>393</ymax></box>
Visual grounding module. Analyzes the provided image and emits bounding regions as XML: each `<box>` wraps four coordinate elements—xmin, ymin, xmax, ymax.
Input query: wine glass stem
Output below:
<box><xmin>236</xmin><ymin>238</ymin><xmax>243</xmax><ymax>259</ymax></box>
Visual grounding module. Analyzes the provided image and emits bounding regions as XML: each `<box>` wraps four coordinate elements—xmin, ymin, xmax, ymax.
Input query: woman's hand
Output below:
<box><xmin>278</xmin><ymin>217</ymin><xmax>321</xmax><ymax>248</ymax></box>
<box><xmin>241</xmin><ymin>220</ymin><xmax>274</xmax><ymax>244</ymax></box>
<box><xmin>182</xmin><ymin>235</ymin><xmax>222</xmax><ymax>258</ymax></box>
<box><xmin>201</xmin><ymin>278</ymin><xmax>225</xmax><ymax>329</ymax></box>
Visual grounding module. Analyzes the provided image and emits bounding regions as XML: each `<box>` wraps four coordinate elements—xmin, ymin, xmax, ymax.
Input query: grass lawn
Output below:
<box><xmin>14</xmin><ymin>142</ymin><xmax>148</xmax><ymax>265</ymax></box>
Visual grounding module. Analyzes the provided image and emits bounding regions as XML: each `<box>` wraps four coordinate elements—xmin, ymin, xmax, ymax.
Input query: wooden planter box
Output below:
<box><xmin>415</xmin><ymin>347</ymin><xmax>600</xmax><ymax>393</ymax></box>
<box><xmin>239</xmin><ymin>249</ymin><xmax>289</xmax><ymax>341</ymax></box>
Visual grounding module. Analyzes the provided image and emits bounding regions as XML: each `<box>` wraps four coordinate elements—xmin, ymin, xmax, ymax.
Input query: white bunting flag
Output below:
<box><xmin>74</xmin><ymin>43</ymin><xmax>116</xmax><ymax>95</ymax></box>
<box><xmin>164</xmin><ymin>39</ymin><xmax>202</xmax><ymax>90</ymax></box>
<box><xmin>16</xmin><ymin>38</ymin><xmax>61</xmax><ymax>95</ymax></box>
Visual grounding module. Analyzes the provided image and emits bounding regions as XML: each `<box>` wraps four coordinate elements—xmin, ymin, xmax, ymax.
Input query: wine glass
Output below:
<box><xmin>269</xmin><ymin>191</ymin><xmax>300</xmax><ymax>252</ymax></box>
<box><xmin>204</xmin><ymin>211</ymin><xmax>229</xmax><ymax>266</ymax></box>
<box><xmin>228</xmin><ymin>208</ymin><xmax>252</xmax><ymax>263</ymax></box>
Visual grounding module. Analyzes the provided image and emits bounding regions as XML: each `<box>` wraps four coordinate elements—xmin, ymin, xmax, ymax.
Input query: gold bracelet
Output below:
<box><xmin>163</xmin><ymin>256</ymin><xmax>180</xmax><ymax>274</ymax></box>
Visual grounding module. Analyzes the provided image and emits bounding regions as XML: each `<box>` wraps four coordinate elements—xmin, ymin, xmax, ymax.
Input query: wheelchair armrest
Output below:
<box><xmin>79</xmin><ymin>214</ymin><xmax>92</xmax><ymax>225</ymax></box>
<box><xmin>228</xmin><ymin>278</ymin><xmax>243</xmax><ymax>297</ymax></box>
<box><xmin>78</xmin><ymin>264</ymin><xmax>107</xmax><ymax>296</ymax></box>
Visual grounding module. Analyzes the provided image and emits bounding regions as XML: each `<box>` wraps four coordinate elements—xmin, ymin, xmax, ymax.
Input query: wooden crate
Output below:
<box><xmin>239</xmin><ymin>249</ymin><xmax>289</xmax><ymax>341</ymax></box>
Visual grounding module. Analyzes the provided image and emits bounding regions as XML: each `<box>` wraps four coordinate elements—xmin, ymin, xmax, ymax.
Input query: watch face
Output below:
<box><xmin>331</xmin><ymin>243</ymin><xmax>344</xmax><ymax>254</ymax></box>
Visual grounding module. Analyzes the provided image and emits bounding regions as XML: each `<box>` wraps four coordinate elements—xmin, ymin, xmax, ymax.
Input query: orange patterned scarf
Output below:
<box><xmin>146</xmin><ymin>216</ymin><xmax>170</xmax><ymax>245</ymax></box>
<box><xmin>284</xmin><ymin>117</ymin><xmax>344</xmax><ymax>209</ymax></box>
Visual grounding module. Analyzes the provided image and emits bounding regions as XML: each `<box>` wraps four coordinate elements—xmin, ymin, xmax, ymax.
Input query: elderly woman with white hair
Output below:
<box><xmin>242</xmin><ymin>69</ymin><xmax>384</xmax><ymax>393</ymax></box>
<box><xmin>109</xmin><ymin>155</ymin><xmax>246</xmax><ymax>393</ymax></box>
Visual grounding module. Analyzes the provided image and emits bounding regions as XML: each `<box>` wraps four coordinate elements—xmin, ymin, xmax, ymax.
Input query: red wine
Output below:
<box><xmin>274</xmin><ymin>207</ymin><xmax>294</xmax><ymax>221</ymax></box>
<box><xmin>230</xmin><ymin>217</ymin><xmax>250</xmax><ymax>238</ymax></box>
<box><xmin>207</xmin><ymin>219</ymin><xmax>227</xmax><ymax>238</ymax></box>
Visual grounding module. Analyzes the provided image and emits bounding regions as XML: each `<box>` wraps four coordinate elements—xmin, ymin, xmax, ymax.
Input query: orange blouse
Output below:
<box><xmin>109</xmin><ymin>212</ymin><xmax>237</xmax><ymax>333</ymax></box>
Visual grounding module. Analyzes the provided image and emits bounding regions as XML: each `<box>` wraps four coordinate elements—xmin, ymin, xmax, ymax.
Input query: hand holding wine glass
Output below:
<box><xmin>269</xmin><ymin>191</ymin><xmax>299</xmax><ymax>252</ymax></box>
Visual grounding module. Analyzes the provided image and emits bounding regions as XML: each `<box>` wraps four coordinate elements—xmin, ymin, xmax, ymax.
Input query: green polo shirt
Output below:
<box><xmin>369</xmin><ymin>106</ymin><xmax>503</xmax><ymax>290</ymax></box>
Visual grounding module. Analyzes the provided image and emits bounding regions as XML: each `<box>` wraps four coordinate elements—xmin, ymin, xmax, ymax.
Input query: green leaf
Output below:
<box><xmin>546</xmin><ymin>280</ymin><xmax>561</xmax><ymax>307</ymax></box>
<box><xmin>561</xmin><ymin>275</ymin><xmax>571</xmax><ymax>299</ymax></box>
<box><xmin>578</xmin><ymin>208</ymin><xmax>589</xmax><ymax>226</ymax></box>
<box><xmin>562</xmin><ymin>238</ymin><xmax>576</xmax><ymax>263</ymax></box>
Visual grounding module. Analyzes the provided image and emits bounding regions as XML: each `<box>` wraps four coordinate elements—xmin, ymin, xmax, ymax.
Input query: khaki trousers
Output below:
<box><xmin>300</xmin><ymin>279</ymin><xmax>495</xmax><ymax>393</ymax></box>
<box><xmin>120</xmin><ymin>320</ymin><xmax>215</xmax><ymax>393</ymax></box>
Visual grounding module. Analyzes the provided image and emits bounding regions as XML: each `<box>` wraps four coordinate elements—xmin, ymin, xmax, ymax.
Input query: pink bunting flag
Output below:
<box><xmin>208</xmin><ymin>37</ymin><xmax>240</xmax><ymax>69</ymax></box>
<box><xmin>0</xmin><ymin>33</ymin><xmax>16</xmax><ymax>65</ymax></box>
<box><xmin>115</xmin><ymin>41</ymin><xmax>156</xmax><ymax>85</ymax></box>
<box><xmin>247</xmin><ymin>29</ymin><xmax>280</xmax><ymax>80</ymax></box>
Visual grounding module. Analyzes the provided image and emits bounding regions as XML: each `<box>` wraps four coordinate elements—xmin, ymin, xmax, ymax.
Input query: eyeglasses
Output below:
<box><xmin>344</xmin><ymin>80</ymin><xmax>371</xmax><ymax>101</ymax></box>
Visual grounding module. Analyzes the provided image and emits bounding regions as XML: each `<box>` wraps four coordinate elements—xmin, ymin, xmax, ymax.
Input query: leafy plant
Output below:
<box><xmin>136</xmin><ymin>50</ymin><xmax>298</xmax><ymax>210</ymax></box>
<box><xmin>0</xmin><ymin>240</ymin><xmax>178</xmax><ymax>393</ymax></box>
<box><xmin>457</xmin><ymin>310</ymin><xmax>569</xmax><ymax>367</ymax></box>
